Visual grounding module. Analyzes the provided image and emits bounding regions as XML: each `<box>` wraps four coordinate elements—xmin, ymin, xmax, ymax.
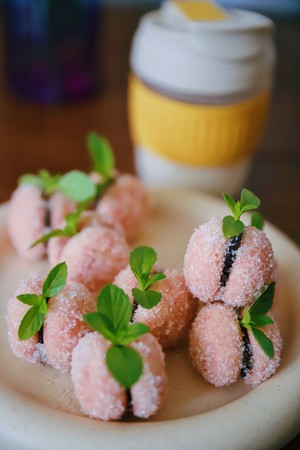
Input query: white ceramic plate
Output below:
<box><xmin>0</xmin><ymin>188</ymin><xmax>299</xmax><ymax>450</ymax></box>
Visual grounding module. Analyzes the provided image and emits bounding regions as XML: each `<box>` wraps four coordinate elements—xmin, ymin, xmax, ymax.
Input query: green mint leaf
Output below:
<box><xmin>239</xmin><ymin>188</ymin><xmax>261</xmax><ymax>215</ymax></box>
<box><xmin>251</xmin><ymin>327</ymin><xmax>274</xmax><ymax>359</ymax></box>
<box><xmin>132</xmin><ymin>288</ymin><xmax>162</xmax><ymax>309</ymax></box>
<box><xmin>118</xmin><ymin>323</ymin><xmax>149</xmax><ymax>345</ymax></box>
<box><xmin>57</xmin><ymin>170</ymin><xmax>96</xmax><ymax>202</ymax></box>
<box><xmin>106</xmin><ymin>345</ymin><xmax>143</xmax><ymax>389</ymax></box>
<box><xmin>39</xmin><ymin>170</ymin><xmax>61</xmax><ymax>195</ymax></box>
<box><xmin>250</xmin><ymin>315</ymin><xmax>274</xmax><ymax>328</ymax></box>
<box><xmin>145</xmin><ymin>272</ymin><xmax>166</xmax><ymax>290</ymax></box>
<box><xmin>222</xmin><ymin>216</ymin><xmax>244</xmax><ymax>238</ymax></box>
<box><xmin>88</xmin><ymin>132</ymin><xmax>115</xmax><ymax>179</ymax></box>
<box><xmin>240</xmin><ymin>306</ymin><xmax>251</xmax><ymax>328</ymax></box>
<box><xmin>130</xmin><ymin>246</ymin><xmax>157</xmax><ymax>289</ymax></box>
<box><xmin>18</xmin><ymin>174</ymin><xmax>45</xmax><ymax>189</ymax></box>
<box><xmin>249</xmin><ymin>282</ymin><xmax>275</xmax><ymax>316</ymax></box>
<box><xmin>97</xmin><ymin>285</ymin><xmax>132</xmax><ymax>331</ymax></box>
<box><xmin>251</xmin><ymin>211</ymin><xmax>264</xmax><ymax>231</ymax></box>
<box><xmin>64</xmin><ymin>199</ymin><xmax>90</xmax><ymax>236</ymax></box>
<box><xmin>222</xmin><ymin>192</ymin><xmax>236</xmax><ymax>216</ymax></box>
<box><xmin>42</xmin><ymin>262</ymin><xmax>68</xmax><ymax>298</ymax></box>
<box><xmin>30</xmin><ymin>229</ymin><xmax>70</xmax><ymax>248</ymax></box>
<box><xmin>83</xmin><ymin>312</ymin><xmax>117</xmax><ymax>344</ymax></box>
<box><xmin>39</xmin><ymin>297</ymin><xmax>48</xmax><ymax>315</ymax></box>
<box><xmin>18</xmin><ymin>306</ymin><xmax>45</xmax><ymax>341</ymax></box>
<box><xmin>16</xmin><ymin>294</ymin><xmax>42</xmax><ymax>306</ymax></box>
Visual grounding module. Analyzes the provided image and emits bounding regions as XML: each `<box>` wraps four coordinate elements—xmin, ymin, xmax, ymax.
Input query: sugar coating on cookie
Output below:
<box><xmin>48</xmin><ymin>192</ymin><xmax>77</xmax><ymax>230</ymax></box>
<box><xmin>96</xmin><ymin>174</ymin><xmax>150</xmax><ymax>240</ymax></box>
<box><xmin>71</xmin><ymin>332</ymin><xmax>128</xmax><ymax>421</ymax></box>
<box><xmin>43</xmin><ymin>281</ymin><xmax>95</xmax><ymax>372</ymax></box>
<box><xmin>114</xmin><ymin>267</ymin><xmax>197</xmax><ymax>347</ymax></box>
<box><xmin>6</xmin><ymin>278</ymin><xmax>44</xmax><ymax>364</ymax></box>
<box><xmin>7</xmin><ymin>185</ymin><xmax>46</xmax><ymax>261</ymax></box>
<box><xmin>245</xmin><ymin>313</ymin><xmax>282</xmax><ymax>387</ymax></box>
<box><xmin>189</xmin><ymin>303</ymin><xmax>243</xmax><ymax>387</ymax></box>
<box><xmin>184</xmin><ymin>217</ymin><xmax>275</xmax><ymax>307</ymax></box>
<box><xmin>60</xmin><ymin>225</ymin><xmax>130</xmax><ymax>293</ymax></box>
<box><xmin>130</xmin><ymin>333</ymin><xmax>167</xmax><ymax>418</ymax></box>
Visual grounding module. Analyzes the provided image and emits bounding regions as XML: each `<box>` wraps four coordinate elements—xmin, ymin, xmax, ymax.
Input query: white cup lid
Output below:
<box><xmin>130</xmin><ymin>1</ymin><xmax>274</xmax><ymax>97</ymax></box>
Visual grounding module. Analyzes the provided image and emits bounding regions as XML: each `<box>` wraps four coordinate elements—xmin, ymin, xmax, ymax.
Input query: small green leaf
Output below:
<box><xmin>39</xmin><ymin>170</ymin><xmax>61</xmax><ymax>195</ymax></box>
<box><xmin>240</xmin><ymin>306</ymin><xmax>251</xmax><ymax>328</ymax></box>
<box><xmin>250</xmin><ymin>315</ymin><xmax>274</xmax><ymax>328</ymax></box>
<box><xmin>118</xmin><ymin>323</ymin><xmax>149</xmax><ymax>345</ymax></box>
<box><xmin>30</xmin><ymin>229</ymin><xmax>69</xmax><ymax>248</ymax></box>
<box><xmin>251</xmin><ymin>327</ymin><xmax>274</xmax><ymax>358</ymax></box>
<box><xmin>145</xmin><ymin>272</ymin><xmax>166</xmax><ymax>289</ymax></box>
<box><xmin>97</xmin><ymin>285</ymin><xmax>132</xmax><ymax>330</ymax></box>
<box><xmin>106</xmin><ymin>345</ymin><xmax>143</xmax><ymax>389</ymax></box>
<box><xmin>18</xmin><ymin>174</ymin><xmax>44</xmax><ymax>188</ymax></box>
<box><xmin>58</xmin><ymin>170</ymin><xmax>97</xmax><ymax>202</ymax></box>
<box><xmin>84</xmin><ymin>312</ymin><xmax>117</xmax><ymax>343</ymax></box>
<box><xmin>88</xmin><ymin>133</ymin><xmax>115</xmax><ymax>179</ymax></box>
<box><xmin>239</xmin><ymin>188</ymin><xmax>261</xmax><ymax>214</ymax></box>
<box><xmin>39</xmin><ymin>297</ymin><xmax>48</xmax><ymax>315</ymax></box>
<box><xmin>16</xmin><ymin>294</ymin><xmax>42</xmax><ymax>306</ymax></box>
<box><xmin>18</xmin><ymin>306</ymin><xmax>45</xmax><ymax>341</ymax></box>
<box><xmin>64</xmin><ymin>200</ymin><xmax>90</xmax><ymax>236</ymax></box>
<box><xmin>222</xmin><ymin>192</ymin><xmax>236</xmax><ymax>216</ymax></box>
<box><xmin>222</xmin><ymin>216</ymin><xmax>244</xmax><ymax>238</ymax></box>
<box><xmin>132</xmin><ymin>288</ymin><xmax>162</xmax><ymax>309</ymax></box>
<box><xmin>251</xmin><ymin>211</ymin><xmax>264</xmax><ymax>231</ymax></box>
<box><xmin>249</xmin><ymin>282</ymin><xmax>275</xmax><ymax>316</ymax></box>
<box><xmin>130</xmin><ymin>246</ymin><xmax>157</xmax><ymax>289</ymax></box>
<box><xmin>42</xmin><ymin>262</ymin><xmax>68</xmax><ymax>298</ymax></box>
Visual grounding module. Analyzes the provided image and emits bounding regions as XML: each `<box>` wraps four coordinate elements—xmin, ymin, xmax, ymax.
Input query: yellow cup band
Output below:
<box><xmin>128</xmin><ymin>75</ymin><xmax>271</xmax><ymax>166</ymax></box>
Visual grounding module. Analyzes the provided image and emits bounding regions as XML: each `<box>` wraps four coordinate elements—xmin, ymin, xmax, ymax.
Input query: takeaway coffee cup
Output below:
<box><xmin>128</xmin><ymin>0</ymin><xmax>274</xmax><ymax>194</ymax></box>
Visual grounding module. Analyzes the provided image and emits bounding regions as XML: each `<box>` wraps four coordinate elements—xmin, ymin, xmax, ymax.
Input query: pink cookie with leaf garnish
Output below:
<box><xmin>7</xmin><ymin>185</ymin><xmax>76</xmax><ymax>261</ymax></box>
<box><xmin>6</xmin><ymin>278</ymin><xmax>94</xmax><ymax>372</ymax></box>
<box><xmin>96</xmin><ymin>174</ymin><xmax>150</xmax><ymax>240</ymax></box>
<box><xmin>59</xmin><ymin>225</ymin><xmax>130</xmax><ymax>293</ymax></box>
<box><xmin>184</xmin><ymin>218</ymin><xmax>275</xmax><ymax>307</ymax></box>
<box><xmin>189</xmin><ymin>302</ymin><xmax>282</xmax><ymax>388</ymax></box>
<box><xmin>114</xmin><ymin>267</ymin><xmax>197</xmax><ymax>348</ymax></box>
<box><xmin>71</xmin><ymin>332</ymin><xmax>167</xmax><ymax>420</ymax></box>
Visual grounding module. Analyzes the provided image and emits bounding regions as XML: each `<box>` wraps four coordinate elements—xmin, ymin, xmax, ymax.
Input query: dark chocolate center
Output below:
<box><xmin>220</xmin><ymin>233</ymin><xmax>243</xmax><ymax>287</ymax></box>
<box><xmin>45</xmin><ymin>200</ymin><xmax>51</xmax><ymax>228</ymax></box>
<box><xmin>131</xmin><ymin>301</ymin><xmax>138</xmax><ymax>322</ymax></box>
<box><xmin>126</xmin><ymin>389</ymin><xmax>133</xmax><ymax>413</ymax></box>
<box><xmin>240</xmin><ymin>327</ymin><xmax>253</xmax><ymax>378</ymax></box>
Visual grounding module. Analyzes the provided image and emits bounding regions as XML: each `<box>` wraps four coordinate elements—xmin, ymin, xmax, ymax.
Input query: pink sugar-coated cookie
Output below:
<box><xmin>6</xmin><ymin>279</ymin><xmax>95</xmax><ymax>371</ymax></box>
<box><xmin>6</xmin><ymin>278</ymin><xmax>44</xmax><ymax>364</ymax></box>
<box><xmin>114</xmin><ymin>267</ymin><xmax>198</xmax><ymax>348</ymax></box>
<box><xmin>7</xmin><ymin>185</ymin><xmax>47</xmax><ymax>261</ymax></box>
<box><xmin>189</xmin><ymin>303</ymin><xmax>243</xmax><ymax>387</ymax></box>
<box><xmin>184</xmin><ymin>218</ymin><xmax>275</xmax><ymax>307</ymax></box>
<box><xmin>43</xmin><ymin>282</ymin><xmax>95</xmax><ymax>372</ymax></box>
<box><xmin>96</xmin><ymin>174</ymin><xmax>150</xmax><ymax>240</ymax></box>
<box><xmin>245</xmin><ymin>313</ymin><xmax>282</xmax><ymax>387</ymax></box>
<box><xmin>189</xmin><ymin>303</ymin><xmax>282</xmax><ymax>388</ymax></box>
<box><xmin>48</xmin><ymin>192</ymin><xmax>77</xmax><ymax>229</ymax></box>
<box><xmin>60</xmin><ymin>226</ymin><xmax>130</xmax><ymax>294</ymax></box>
<box><xmin>71</xmin><ymin>332</ymin><xmax>167</xmax><ymax>421</ymax></box>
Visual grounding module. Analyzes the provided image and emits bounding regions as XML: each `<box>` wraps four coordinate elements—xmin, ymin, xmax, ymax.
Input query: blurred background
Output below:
<box><xmin>0</xmin><ymin>1</ymin><xmax>299</xmax><ymax>448</ymax></box>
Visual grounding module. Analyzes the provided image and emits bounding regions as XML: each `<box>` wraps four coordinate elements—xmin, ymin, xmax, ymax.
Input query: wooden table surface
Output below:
<box><xmin>0</xmin><ymin>5</ymin><xmax>299</xmax><ymax>449</ymax></box>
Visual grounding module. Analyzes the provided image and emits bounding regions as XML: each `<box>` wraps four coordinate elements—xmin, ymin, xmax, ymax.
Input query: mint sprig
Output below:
<box><xmin>251</xmin><ymin>211</ymin><xmax>264</xmax><ymax>231</ymax></box>
<box><xmin>84</xmin><ymin>284</ymin><xmax>149</xmax><ymax>389</ymax></box>
<box><xmin>19</xmin><ymin>169</ymin><xmax>96</xmax><ymax>202</ymax></box>
<box><xmin>17</xmin><ymin>262</ymin><xmax>68</xmax><ymax>341</ymax></box>
<box><xmin>222</xmin><ymin>188</ymin><xmax>261</xmax><ymax>238</ymax></box>
<box><xmin>30</xmin><ymin>200</ymin><xmax>89</xmax><ymax>248</ymax></box>
<box><xmin>88</xmin><ymin>132</ymin><xmax>115</xmax><ymax>180</ymax></box>
<box><xmin>129</xmin><ymin>246</ymin><xmax>166</xmax><ymax>310</ymax></box>
<box><xmin>240</xmin><ymin>282</ymin><xmax>275</xmax><ymax>359</ymax></box>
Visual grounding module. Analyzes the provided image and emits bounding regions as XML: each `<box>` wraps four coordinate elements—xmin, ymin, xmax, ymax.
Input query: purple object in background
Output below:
<box><xmin>3</xmin><ymin>0</ymin><xmax>103</xmax><ymax>103</ymax></box>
